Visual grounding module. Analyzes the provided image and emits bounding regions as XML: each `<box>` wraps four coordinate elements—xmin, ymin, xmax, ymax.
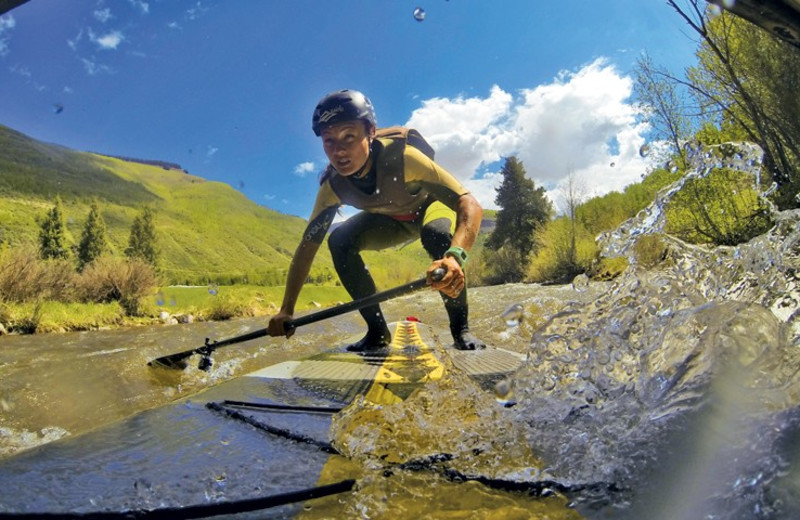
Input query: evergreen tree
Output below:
<box><xmin>38</xmin><ymin>196</ymin><xmax>70</xmax><ymax>260</ymax></box>
<box><xmin>77</xmin><ymin>200</ymin><xmax>108</xmax><ymax>270</ymax></box>
<box><xmin>125</xmin><ymin>207</ymin><xmax>159</xmax><ymax>266</ymax></box>
<box><xmin>486</xmin><ymin>156</ymin><xmax>553</xmax><ymax>280</ymax></box>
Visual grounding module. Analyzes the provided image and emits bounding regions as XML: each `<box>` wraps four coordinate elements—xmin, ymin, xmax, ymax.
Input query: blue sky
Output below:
<box><xmin>0</xmin><ymin>1</ymin><xmax>700</xmax><ymax>218</ymax></box>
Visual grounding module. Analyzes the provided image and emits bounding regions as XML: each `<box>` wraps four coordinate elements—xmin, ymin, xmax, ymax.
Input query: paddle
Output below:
<box><xmin>148</xmin><ymin>268</ymin><xmax>446</xmax><ymax>370</ymax></box>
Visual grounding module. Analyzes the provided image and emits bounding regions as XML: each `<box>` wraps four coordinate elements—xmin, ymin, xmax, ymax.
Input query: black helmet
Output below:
<box><xmin>312</xmin><ymin>89</ymin><xmax>377</xmax><ymax>136</ymax></box>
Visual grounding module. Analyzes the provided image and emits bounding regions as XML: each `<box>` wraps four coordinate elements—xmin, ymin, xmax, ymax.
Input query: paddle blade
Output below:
<box><xmin>147</xmin><ymin>351</ymin><xmax>193</xmax><ymax>370</ymax></box>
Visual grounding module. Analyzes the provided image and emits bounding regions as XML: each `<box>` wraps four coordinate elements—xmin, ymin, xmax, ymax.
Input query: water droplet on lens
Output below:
<box><xmin>572</xmin><ymin>273</ymin><xmax>589</xmax><ymax>292</ymax></box>
<box><xmin>155</xmin><ymin>291</ymin><xmax>165</xmax><ymax>306</ymax></box>
<box><xmin>413</xmin><ymin>7</ymin><xmax>426</xmax><ymax>21</ymax></box>
<box><xmin>501</xmin><ymin>303</ymin><xmax>524</xmax><ymax>327</ymax></box>
<box><xmin>208</xmin><ymin>283</ymin><xmax>219</xmax><ymax>296</ymax></box>
<box><xmin>494</xmin><ymin>379</ymin><xmax>515</xmax><ymax>406</ymax></box>
<box><xmin>610</xmin><ymin>162</ymin><xmax>615</xmax><ymax>168</ymax></box>
<box><xmin>639</xmin><ymin>143</ymin><xmax>650</xmax><ymax>157</ymax></box>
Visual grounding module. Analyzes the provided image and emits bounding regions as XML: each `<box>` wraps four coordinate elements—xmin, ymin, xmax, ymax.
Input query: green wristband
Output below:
<box><xmin>444</xmin><ymin>246</ymin><xmax>468</xmax><ymax>267</ymax></box>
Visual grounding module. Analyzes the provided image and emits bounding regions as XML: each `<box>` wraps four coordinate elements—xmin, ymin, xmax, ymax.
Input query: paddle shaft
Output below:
<box><xmin>287</xmin><ymin>274</ymin><xmax>434</xmax><ymax>329</ymax></box>
<box><xmin>148</xmin><ymin>268</ymin><xmax>444</xmax><ymax>368</ymax></box>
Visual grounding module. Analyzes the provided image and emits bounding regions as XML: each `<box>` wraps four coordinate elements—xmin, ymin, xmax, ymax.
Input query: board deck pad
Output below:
<box><xmin>245</xmin><ymin>320</ymin><xmax>524</xmax><ymax>405</ymax></box>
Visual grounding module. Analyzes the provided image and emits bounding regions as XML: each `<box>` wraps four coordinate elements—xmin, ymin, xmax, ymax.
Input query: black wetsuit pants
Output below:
<box><xmin>327</xmin><ymin>211</ymin><xmax>469</xmax><ymax>340</ymax></box>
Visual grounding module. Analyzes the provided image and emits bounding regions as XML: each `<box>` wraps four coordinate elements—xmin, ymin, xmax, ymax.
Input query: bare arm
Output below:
<box><xmin>267</xmin><ymin>238</ymin><xmax>321</xmax><ymax>337</ymax></box>
<box><xmin>451</xmin><ymin>193</ymin><xmax>483</xmax><ymax>251</ymax></box>
<box><xmin>428</xmin><ymin>193</ymin><xmax>483</xmax><ymax>298</ymax></box>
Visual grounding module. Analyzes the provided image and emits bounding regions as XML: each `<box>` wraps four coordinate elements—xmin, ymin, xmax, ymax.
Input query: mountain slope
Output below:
<box><xmin>0</xmin><ymin>123</ymin><xmax>332</xmax><ymax>285</ymax></box>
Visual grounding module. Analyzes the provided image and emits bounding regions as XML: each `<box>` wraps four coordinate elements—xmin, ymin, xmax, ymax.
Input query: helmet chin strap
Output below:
<box><xmin>352</xmin><ymin>153</ymin><xmax>372</xmax><ymax>179</ymax></box>
<box><xmin>351</xmin><ymin>138</ymin><xmax>374</xmax><ymax>179</ymax></box>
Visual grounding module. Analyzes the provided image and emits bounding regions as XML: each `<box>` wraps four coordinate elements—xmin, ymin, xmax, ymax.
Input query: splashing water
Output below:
<box><xmin>508</xmin><ymin>141</ymin><xmax>800</xmax><ymax>517</ymax></box>
<box><xmin>598</xmin><ymin>141</ymin><xmax>766</xmax><ymax>258</ymax></box>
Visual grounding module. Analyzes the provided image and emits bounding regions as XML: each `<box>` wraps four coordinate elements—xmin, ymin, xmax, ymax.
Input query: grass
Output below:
<box><xmin>150</xmin><ymin>284</ymin><xmax>351</xmax><ymax>317</ymax></box>
<box><xmin>1</xmin><ymin>300</ymin><xmax>126</xmax><ymax>333</ymax></box>
<box><xmin>0</xmin><ymin>284</ymin><xmax>352</xmax><ymax>334</ymax></box>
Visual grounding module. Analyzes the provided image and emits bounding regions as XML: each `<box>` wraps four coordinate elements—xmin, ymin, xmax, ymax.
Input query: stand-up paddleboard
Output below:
<box><xmin>0</xmin><ymin>320</ymin><xmax>525</xmax><ymax>519</ymax></box>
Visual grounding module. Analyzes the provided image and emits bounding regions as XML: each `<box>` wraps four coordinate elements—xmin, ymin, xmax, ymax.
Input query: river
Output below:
<box><xmin>2</xmin><ymin>142</ymin><xmax>800</xmax><ymax>518</ymax></box>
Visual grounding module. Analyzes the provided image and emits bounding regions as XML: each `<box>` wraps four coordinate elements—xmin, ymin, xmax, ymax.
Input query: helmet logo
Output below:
<box><xmin>318</xmin><ymin>105</ymin><xmax>344</xmax><ymax>124</ymax></box>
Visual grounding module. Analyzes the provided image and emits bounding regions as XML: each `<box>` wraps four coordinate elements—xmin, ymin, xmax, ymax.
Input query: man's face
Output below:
<box><xmin>321</xmin><ymin>121</ymin><xmax>373</xmax><ymax>176</ymax></box>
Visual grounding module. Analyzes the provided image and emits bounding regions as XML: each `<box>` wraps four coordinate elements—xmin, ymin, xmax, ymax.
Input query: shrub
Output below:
<box><xmin>664</xmin><ymin>168</ymin><xmax>774</xmax><ymax>246</ymax></box>
<box><xmin>633</xmin><ymin>234</ymin><xmax>670</xmax><ymax>268</ymax></box>
<box><xmin>12</xmin><ymin>301</ymin><xmax>44</xmax><ymax>334</ymax></box>
<box><xmin>590</xmin><ymin>256</ymin><xmax>629</xmax><ymax>281</ymax></box>
<box><xmin>528</xmin><ymin>218</ymin><xmax>598</xmax><ymax>284</ymax></box>
<box><xmin>202</xmin><ymin>293</ymin><xmax>253</xmax><ymax>321</ymax></box>
<box><xmin>78</xmin><ymin>256</ymin><xmax>157</xmax><ymax>316</ymax></box>
<box><xmin>480</xmin><ymin>246</ymin><xmax>526</xmax><ymax>285</ymax></box>
<box><xmin>0</xmin><ymin>245</ymin><xmax>79</xmax><ymax>302</ymax></box>
<box><xmin>0</xmin><ymin>245</ymin><xmax>41</xmax><ymax>302</ymax></box>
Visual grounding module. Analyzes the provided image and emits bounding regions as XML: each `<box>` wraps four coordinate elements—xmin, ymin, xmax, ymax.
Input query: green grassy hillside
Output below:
<box><xmin>0</xmin><ymin>123</ymin><xmax>333</xmax><ymax>285</ymax></box>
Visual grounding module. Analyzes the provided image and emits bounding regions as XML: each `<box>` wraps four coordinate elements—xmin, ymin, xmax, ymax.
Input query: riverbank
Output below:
<box><xmin>0</xmin><ymin>284</ymin><xmax>351</xmax><ymax>335</ymax></box>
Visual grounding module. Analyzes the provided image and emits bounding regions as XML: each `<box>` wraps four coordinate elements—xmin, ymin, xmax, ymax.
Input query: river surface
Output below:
<box><xmin>0</xmin><ymin>282</ymin><xmax>602</xmax><ymax>519</ymax></box>
<box><xmin>0</xmin><ymin>281</ymin><xmax>581</xmax><ymax>459</ymax></box>
<box><xmin>2</xmin><ymin>143</ymin><xmax>800</xmax><ymax>519</ymax></box>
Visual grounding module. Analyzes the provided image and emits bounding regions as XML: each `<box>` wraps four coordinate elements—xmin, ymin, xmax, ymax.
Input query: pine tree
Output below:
<box><xmin>485</xmin><ymin>156</ymin><xmax>553</xmax><ymax>280</ymax></box>
<box><xmin>77</xmin><ymin>200</ymin><xmax>108</xmax><ymax>270</ymax></box>
<box><xmin>125</xmin><ymin>207</ymin><xmax>159</xmax><ymax>267</ymax></box>
<box><xmin>39</xmin><ymin>196</ymin><xmax>70</xmax><ymax>260</ymax></box>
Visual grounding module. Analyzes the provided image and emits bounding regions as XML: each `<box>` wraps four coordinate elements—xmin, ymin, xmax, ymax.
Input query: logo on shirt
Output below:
<box><xmin>318</xmin><ymin>105</ymin><xmax>344</xmax><ymax>123</ymax></box>
<box><xmin>303</xmin><ymin>212</ymin><xmax>333</xmax><ymax>242</ymax></box>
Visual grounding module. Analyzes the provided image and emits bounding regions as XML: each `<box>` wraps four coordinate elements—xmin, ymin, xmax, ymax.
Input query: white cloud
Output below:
<box><xmin>406</xmin><ymin>58</ymin><xmax>652</xmax><ymax>213</ymax></box>
<box><xmin>93</xmin><ymin>30</ymin><xmax>124</xmax><ymax>50</ymax></box>
<box><xmin>0</xmin><ymin>14</ymin><xmax>16</xmax><ymax>57</ymax></box>
<box><xmin>293</xmin><ymin>161</ymin><xmax>315</xmax><ymax>177</ymax></box>
<box><xmin>81</xmin><ymin>57</ymin><xmax>113</xmax><ymax>75</ymax></box>
<box><xmin>93</xmin><ymin>8</ymin><xmax>113</xmax><ymax>23</ymax></box>
<box><xmin>129</xmin><ymin>0</ymin><xmax>150</xmax><ymax>15</ymax></box>
<box><xmin>9</xmin><ymin>63</ymin><xmax>30</xmax><ymax>78</ymax></box>
<box><xmin>406</xmin><ymin>85</ymin><xmax>513</xmax><ymax>182</ymax></box>
<box><xmin>186</xmin><ymin>2</ymin><xmax>209</xmax><ymax>21</ymax></box>
<box><xmin>332</xmin><ymin>206</ymin><xmax>358</xmax><ymax>224</ymax></box>
<box><xmin>0</xmin><ymin>16</ymin><xmax>15</xmax><ymax>31</ymax></box>
<box><xmin>67</xmin><ymin>29</ymin><xmax>83</xmax><ymax>50</ymax></box>
<box><xmin>206</xmin><ymin>145</ymin><xmax>218</xmax><ymax>157</ymax></box>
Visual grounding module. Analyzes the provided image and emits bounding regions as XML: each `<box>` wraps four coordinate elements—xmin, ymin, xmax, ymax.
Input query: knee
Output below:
<box><xmin>328</xmin><ymin>227</ymin><xmax>361</xmax><ymax>263</ymax></box>
<box><xmin>421</xmin><ymin>218</ymin><xmax>452</xmax><ymax>258</ymax></box>
<box><xmin>327</xmin><ymin>228</ymin><xmax>347</xmax><ymax>257</ymax></box>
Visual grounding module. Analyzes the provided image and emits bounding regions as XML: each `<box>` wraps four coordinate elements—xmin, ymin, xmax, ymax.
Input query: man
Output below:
<box><xmin>267</xmin><ymin>89</ymin><xmax>484</xmax><ymax>351</ymax></box>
